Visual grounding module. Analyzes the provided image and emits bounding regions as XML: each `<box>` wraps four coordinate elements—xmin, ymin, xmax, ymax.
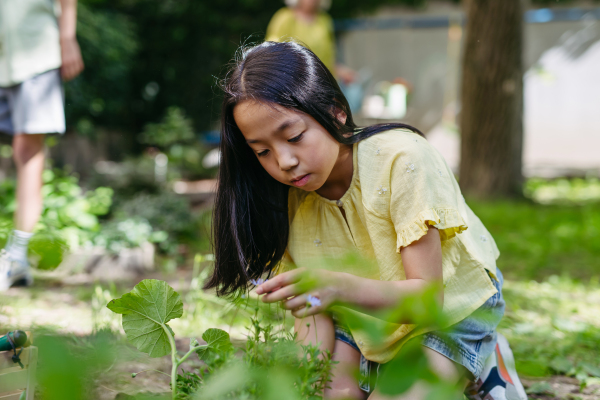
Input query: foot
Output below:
<box><xmin>0</xmin><ymin>249</ymin><xmax>33</xmax><ymax>291</ymax></box>
<box><xmin>465</xmin><ymin>333</ymin><xmax>527</xmax><ymax>400</ymax></box>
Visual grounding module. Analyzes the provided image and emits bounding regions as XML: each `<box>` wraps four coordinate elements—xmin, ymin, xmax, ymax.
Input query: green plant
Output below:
<box><xmin>107</xmin><ymin>258</ymin><xmax>466</xmax><ymax>399</ymax></box>
<box><xmin>107</xmin><ymin>279</ymin><xmax>197</xmax><ymax>399</ymax></box>
<box><xmin>114</xmin><ymin>192</ymin><xmax>196</xmax><ymax>255</ymax></box>
<box><xmin>139</xmin><ymin>107</ymin><xmax>195</xmax><ymax>148</ymax></box>
<box><xmin>137</xmin><ymin>107</ymin><xmax>216</xmax><ymax>180</ymax></box>
<box><xmin>106</xmin><ymin>277</ymin><xmax>334</xmax><ymax>400</ymax></box>
<box><xmin>94</xmin><ymin>217</ymin><xmax>168</xmax><ymax>254</ymax></box>
<box><xmin>0</xmin><ymin>168</ymin><xmax>114</xmax><ymax>269</ymax></box>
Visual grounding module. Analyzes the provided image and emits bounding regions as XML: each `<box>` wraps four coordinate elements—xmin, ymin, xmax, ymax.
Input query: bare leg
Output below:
<box><xmin>325</xmin><ymin>340</ymin><xmax>367</xmax><ymax>400</ymax></box>
<box><xmin>294</xmin><ymin>315</ymin><xmax>365</xmax><ymax>400</ymax></box>
<box><xmin>12</xmin><ymin>134</ymin><xmax>45</xmax><ymax>232</ymax></box>
<box><xmin>368</xmin><ymin>347</ymin><xmax>468</xmax><ymax>400</ymax></box>
<box><xmin>294</xmin><ymin>313</ymin><xmax>336</xmax><ymax>352</ymax></box>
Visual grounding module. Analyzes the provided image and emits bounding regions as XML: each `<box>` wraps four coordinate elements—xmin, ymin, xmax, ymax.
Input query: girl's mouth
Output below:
<box><xmin>291</xmin><ymin>174</ymin><xmax>310</xmax><ymax>187</ymax></box>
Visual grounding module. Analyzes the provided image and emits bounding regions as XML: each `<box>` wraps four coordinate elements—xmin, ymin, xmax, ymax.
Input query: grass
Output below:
<box><xmin>469</xmin><ymin>200</ymin><xmax>600</xmax><ymax>281</ymax></box>
<box><xmin>500</xmin><ymin>277</ymin><xmax>600</xmax><ymax>380</ymax></box>
<box><xmin>468</xmin><ymin>194</ymin><xmax>600</xmax><ymax>384</ymax></box>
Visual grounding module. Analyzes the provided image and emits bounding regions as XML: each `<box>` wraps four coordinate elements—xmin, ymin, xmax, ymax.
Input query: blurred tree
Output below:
<box><xmin>459</xmin><ymin>0</ymin><xmax>524</xmax><ymax>198</ymax></box>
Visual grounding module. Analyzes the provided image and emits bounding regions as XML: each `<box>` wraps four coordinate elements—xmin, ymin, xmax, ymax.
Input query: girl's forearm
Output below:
<box><xmin>335</xmin><ymin>272</ymin><xmax>443</xmax><ymax>312</ymax></box>
<box><xmin>59</xmin><ymin>0</ymin><xmax>78</xmax><ymax>40</ymax></box>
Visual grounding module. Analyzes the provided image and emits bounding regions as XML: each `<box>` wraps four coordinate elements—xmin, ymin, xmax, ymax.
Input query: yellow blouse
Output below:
<box><xmin>284</xmin><ymin>129</ymin><xmax>500</xmax><ymax>363</ymax></box>
<box><xmin>265</xmin><ymin>7</ymin><xmax>336</xmax><ymax>74</ymax></box>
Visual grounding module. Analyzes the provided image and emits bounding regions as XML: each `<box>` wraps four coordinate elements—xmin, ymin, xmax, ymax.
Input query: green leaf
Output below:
<box><xmin>525</xmin><ymin>381</ymin><xmax>553</xmax><ymax>395</ymax></box>
<box><xmin>196</xmin><ymin>363</ymin><xmax>253</xmax><ymax>398</ymax></box>
<box><xmin>581</xmin><ymin>363</ymin><xmax>600</xmax><ymax>378</ymax></box>
<box><xmin>424</xmin><ymin>381</ymin><xmax>463</xmax><ymax>400</ymax></box>
<box><xmin>107</xmin><ymin>279</ymin><xmax>183</xmax><ymax>357</ymax></box>
<box><xmin>377</xmin><ymin>341</ymin><xmax>437</xmax><ymax>396</ymax></box>
<box><xmin>196</xmin><ymin>328</ymin><xmax>234</xmax><ymax>361</ymax></box>
<box><xmin>263</xmin><ymin>369</ymin><xmax>303</xmax><ymax>400</ymax></box>
<box><xmin>550</xmin><ymin>356</ymin><xmax>574</xmax><ymax>374</ymax></box>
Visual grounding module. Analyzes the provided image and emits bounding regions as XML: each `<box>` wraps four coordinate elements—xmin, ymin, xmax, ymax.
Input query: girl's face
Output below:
<box><xmin>233</xmin><ymin>100</ymin><xmax>345</xmax><ymax>192</ymax></box>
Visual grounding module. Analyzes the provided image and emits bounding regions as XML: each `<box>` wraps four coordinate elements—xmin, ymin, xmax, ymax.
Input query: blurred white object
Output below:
<box><xmin>154</xmin><ymin>153</ymin><xmax>168</xmax><ymax>183</ymax></box>
<box><xmin>387</xmin><ymin>83</ymin><xmax>408</xmax><ymax>119</ymax></box>
<box><xmin>361</xmin><ymin>81</ymin><xmax>408</xmax><ymax>119</ymax></box>
<box><xmin>202</xmin><ymin>148</ymin><xmax>221</xmax><ymax>169</ymax></box>
<box><xmin>362</xmin><ymin>95</ymin><xmax>386</xmax><ymax>118</ymax></box>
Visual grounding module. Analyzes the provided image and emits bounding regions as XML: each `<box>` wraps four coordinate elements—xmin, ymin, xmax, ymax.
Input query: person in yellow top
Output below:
<box><xmin>206</xmin><ymin>42</ymin><xmax>526</xmax><ymax>400</ymax></box>
<box><xmin>265</xmin><ymin>0</ymin><xmax>356</xmax><ymax>83</ymax></box>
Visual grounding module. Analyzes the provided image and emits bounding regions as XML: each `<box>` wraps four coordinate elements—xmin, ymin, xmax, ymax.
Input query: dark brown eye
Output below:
<box><xmin>288</xmin><ymin>133</ymin><xmax>304</xmax><ymax>143</ymax></box>
<box><xmin>258</xmin><ymin>149</ymin><xmax>269</xmax><ymax>157</ymax></box>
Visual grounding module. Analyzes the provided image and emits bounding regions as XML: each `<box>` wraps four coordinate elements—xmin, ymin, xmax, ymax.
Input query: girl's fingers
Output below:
<box><xmin>292</xmin><ymin>305</ymin><xmax>319</xmax><ymax>318</ymax></box>
<box><xmin>282</xmin><ymin>295</ymin><xmax>307</xmax><ymax>310</ymax></box>
<box><xmin>261</xmin><ymin>284</ymin><xmax>303</xmax><ymax>303</ymax></box>
<box><xmin>256</xmin><ymin>269</ymin><xmax>303</xmax><ymax>294</ymax></box>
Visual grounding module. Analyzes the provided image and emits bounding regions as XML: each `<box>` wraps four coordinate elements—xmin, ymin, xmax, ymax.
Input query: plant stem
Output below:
<box><xmin>281</xmin><ymin>303</ymin><xmax>287</xmax><ymax>339</ymax></box>
<box><xmin>133</xmin><ymin>369</ymin><xmax>171</xmax><ymax>378</ymax></box>
<box><xmin>163</xmin><ymin>324</ymin><xmax>179</xmax><ymax>400</ymax></box>
<box><xmin>228</xmin><ymin>306</ymin><xmax>240</xmax><ymax>335</ymax></box>
<box><xmin>178</xmin><ymin>345</ymin><xmax>207</xmax><ymax>365</ymax></box>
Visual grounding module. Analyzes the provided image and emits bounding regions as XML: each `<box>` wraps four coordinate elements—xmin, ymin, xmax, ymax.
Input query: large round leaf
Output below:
<box><xmin>196</xmin><ymin>328</ymin><xmax>234</xmax><ymax>361</ymax></box>
<box><xmin>107</xmin><ymin>279</ymin><xmax>183</xmax><ymax>357</ymax></box>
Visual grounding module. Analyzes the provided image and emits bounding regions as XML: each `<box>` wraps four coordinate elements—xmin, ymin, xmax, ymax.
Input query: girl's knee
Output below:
<box><xmin>325</xmin><ymin>379</ymin><xmax>366</xmax><ymax>400</ymax></box>
<box><xmin>12</xmin><ymin>134</ymin><xmax>45</xmax><ymax>166</ymax></box>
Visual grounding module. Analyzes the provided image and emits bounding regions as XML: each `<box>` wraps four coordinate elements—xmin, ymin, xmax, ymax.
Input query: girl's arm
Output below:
<box><xmin>58</xmin><ymin>0</ymin><xmax>84</xmax><ymax>81</ymax></box>
<box><xmin>257</xmin><ymin>227</ymin><xmax>443</xmax><ymax>318</ymax></box>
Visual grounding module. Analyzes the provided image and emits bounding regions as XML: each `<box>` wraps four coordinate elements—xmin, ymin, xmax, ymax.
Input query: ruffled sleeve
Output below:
<box><xmin>386</xmin><ymin>132</ymin><xmax>468</xmax><ymax>251</ymax></box>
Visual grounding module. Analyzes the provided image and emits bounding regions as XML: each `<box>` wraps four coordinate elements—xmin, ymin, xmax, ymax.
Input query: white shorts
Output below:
<box><xmin>0</xmin><ymin>69</ymin><xmax>65</xmax><ymax>135</ymax></box>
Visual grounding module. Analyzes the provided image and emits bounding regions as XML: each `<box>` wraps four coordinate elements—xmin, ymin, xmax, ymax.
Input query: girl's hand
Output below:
<box><xmin>256</xmin><ymin>268</ymin><xmax>346</xmax><ymax>317</ymax></box>
<box><xmin>60</xmin><ymin>37</ymin><xmax>84</xmax><ymax>81</ymax></box>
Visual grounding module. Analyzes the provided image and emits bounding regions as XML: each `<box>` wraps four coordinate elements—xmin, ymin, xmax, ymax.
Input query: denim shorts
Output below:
<box><xmin>334</xmin><ymin>268</ymin><xmax>505</xmax><ymax>393</ymax></box>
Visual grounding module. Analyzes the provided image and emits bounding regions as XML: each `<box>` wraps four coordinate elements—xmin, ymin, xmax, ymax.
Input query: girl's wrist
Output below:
<box><xmin>332</xmin><ymin>272</ymin><xmax>357</xmax><ymax>305</ymax></box>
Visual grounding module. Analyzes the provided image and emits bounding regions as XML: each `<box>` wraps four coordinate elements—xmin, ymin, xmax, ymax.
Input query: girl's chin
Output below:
<box><xmin>299</xmin><ymin>180</ymin><xmax>325</xmax><ymax>192</ymax></box>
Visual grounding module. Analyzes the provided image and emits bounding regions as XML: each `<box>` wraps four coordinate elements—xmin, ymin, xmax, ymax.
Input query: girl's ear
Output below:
<box><xmin>334</xmin><ymin>107</ymin><xmax>347</xmax><ymax>125</ymax></box>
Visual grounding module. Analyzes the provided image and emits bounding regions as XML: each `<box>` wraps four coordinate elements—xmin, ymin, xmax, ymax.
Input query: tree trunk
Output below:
<box><xmin>459</xmin><ymin>0</ymin><xmax>524</xmax><ymax>198</ymax></box>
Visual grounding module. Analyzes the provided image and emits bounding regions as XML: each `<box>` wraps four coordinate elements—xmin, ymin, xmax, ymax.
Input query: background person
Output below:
<box><xmin>0</xmin><ymin>0</ymin><xmax>84</xmax><ymax>291</ymax></box>
<box><xmin>266</xmin><ymin>0</ymin><xmax>356</xmax><ymax>84</ymax></box>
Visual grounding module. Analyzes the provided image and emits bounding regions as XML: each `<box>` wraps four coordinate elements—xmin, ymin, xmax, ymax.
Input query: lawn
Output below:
<box><xmin>469</xmin><ymin>197</ymin><xmax>600</xmax><ymax>398</ymax></box>
<box><xmin>470</xmin><ymin>199</ymin><xmax>600</xmax><ymax>281</ymax></box>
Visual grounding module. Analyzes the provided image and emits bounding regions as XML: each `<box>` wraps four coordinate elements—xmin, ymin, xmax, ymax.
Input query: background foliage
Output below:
<box><xmin>70</xmin><ymin>0</ymin><xmax>581</xmax><ymax>139</ymax></box>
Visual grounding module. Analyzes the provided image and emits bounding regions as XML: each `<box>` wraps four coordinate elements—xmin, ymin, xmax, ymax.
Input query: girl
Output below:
<box><xmin>205</xmin><ymin>41</ymin><xmax>526</xmax><ymax>400</ymax></box>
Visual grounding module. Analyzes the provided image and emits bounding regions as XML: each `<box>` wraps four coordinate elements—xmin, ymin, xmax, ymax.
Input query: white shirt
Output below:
<box><xmin>0</xmin><ymin>0</ymin><xmax>62</xmax><ymax>87</ymax></box>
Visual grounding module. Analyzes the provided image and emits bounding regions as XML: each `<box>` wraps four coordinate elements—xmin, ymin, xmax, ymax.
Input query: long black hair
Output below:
<box><xmin>204</xmin><ymin>41</ymin><xmax>423</xmax><ymax>297</ymax></box>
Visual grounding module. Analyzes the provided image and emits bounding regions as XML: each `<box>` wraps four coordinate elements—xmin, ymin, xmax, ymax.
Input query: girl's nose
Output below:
<box><xmin>278</xmin><ymin>151</ymin><xmax>299</xmax><ymax>171</ymax></box>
